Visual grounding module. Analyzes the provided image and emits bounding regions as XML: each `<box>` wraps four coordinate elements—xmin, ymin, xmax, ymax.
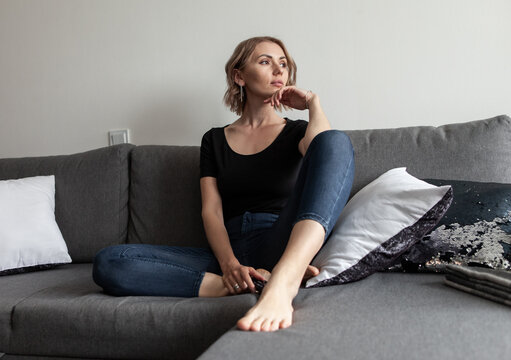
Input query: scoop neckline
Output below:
<box><xmin>223</xmin><ymin>118</ymin><xmax>289</xmax><ymax>157</ymax></box>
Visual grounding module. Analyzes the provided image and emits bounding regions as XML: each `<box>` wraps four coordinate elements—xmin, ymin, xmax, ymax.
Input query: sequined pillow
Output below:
<box><xmin>388</xmin><ymin>179</ymin><xmax>511</xmax><ymax>272</ymax></box>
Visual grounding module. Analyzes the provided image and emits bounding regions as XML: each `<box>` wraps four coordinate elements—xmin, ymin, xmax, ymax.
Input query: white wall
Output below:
<box><xmin>1</xmin><ymin>0</ymin><xmax>510</xmax><ymax>157</ymax></box>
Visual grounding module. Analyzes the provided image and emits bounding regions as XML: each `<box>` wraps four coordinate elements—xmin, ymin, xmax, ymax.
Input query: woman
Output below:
<box><xmin>93</xmin><ymin>36</ymin><xmax>355</xmax><ymax>333</ymax></box>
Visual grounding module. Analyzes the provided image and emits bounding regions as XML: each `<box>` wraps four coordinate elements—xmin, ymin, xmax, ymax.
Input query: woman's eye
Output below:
<box><xmin>259</xmin><ymin>60</ymin><xmax>287</xmax><ymax>68</ymax></box>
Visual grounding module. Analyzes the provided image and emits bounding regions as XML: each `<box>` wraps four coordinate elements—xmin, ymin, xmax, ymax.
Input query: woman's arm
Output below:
<box><xmin>264</xmin><ymin>86</ymin><xmax>331</xmax><ymax>157</ymax></box>
<box><xmin>200</xmin><ymin>177</ymin><xmax>265</xmax><ymax>293</ymax></box>
<box><xmin>200</xmin><ymin>177</ymin><xmax>238</xmax><ymax>269</ymax></box>
<box><xmin>298</xmin><ymin>93</ymin><xmax>331</xmax><ymax>157</ymax></box>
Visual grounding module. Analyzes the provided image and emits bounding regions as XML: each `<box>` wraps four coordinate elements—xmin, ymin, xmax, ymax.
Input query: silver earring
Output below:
<box><xmin>239</xmin><ymin>85</ymin><xmax>243</xmax><ymax>102</ymax></box>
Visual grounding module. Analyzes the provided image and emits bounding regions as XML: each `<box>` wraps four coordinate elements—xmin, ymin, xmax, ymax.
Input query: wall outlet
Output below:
<box><xmin>109</xmin><ymin>129</ymin><xmax>130</xmax><ymax>145</ymax></box>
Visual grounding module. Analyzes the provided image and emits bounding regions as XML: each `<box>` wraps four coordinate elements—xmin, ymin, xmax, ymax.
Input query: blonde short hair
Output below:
<box><xmin>223</xmin><ymin>36</ymin><xmax>297</xmax><ymax>115</ymax></box>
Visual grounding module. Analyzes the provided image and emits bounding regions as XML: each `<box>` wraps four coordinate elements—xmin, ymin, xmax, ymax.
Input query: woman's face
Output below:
<box><xmin>237</xmin><ymin>41</ymin><xmax>289</xmax><ymax>100</ymax></box>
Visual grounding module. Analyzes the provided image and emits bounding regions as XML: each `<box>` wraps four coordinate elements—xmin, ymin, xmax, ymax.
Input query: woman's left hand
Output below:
<box><xmin>264</xmin><ymin>86</ymin><xmax>313</xmax><ymax>111</ymax></box>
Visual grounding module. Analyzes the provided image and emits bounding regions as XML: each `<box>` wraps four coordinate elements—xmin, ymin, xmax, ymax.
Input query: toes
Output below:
<box><xmin>254</xmin><ymin>318</ymin><xmax>284</xmax><ymax>332</ymax></box>
<box><xmin>236</xmin><ymin>318</ymin><xmax>249</xmax><ymax>331</ymax></box>
<box><xmin>261</xmin><ymin>319</ymin><xmax>272</xmax><ymax>332</ymax></box>
<box><xmin>270</xmin><ymin>320</ymin><xmax>280</xmax><ymax>332</ymax></box>
<box><xmin>239</xmin><ymin>314</ymin><xmax>283</xmax><ymax>332</ymax></box>
<box><xmin>305</xmin><ymin>265</ymin><xmax>320</xmax><ymax>277</ymax></box>
<box><xmin>279</xmin><ymin>318</ymin><xmax>292</xmax><ymax>329</ymax></box>
<box><xmin>250</xmin><ymin>316</ymin><xmax>265</xmax><ymax>332</ymax></box>
<box><xmin>237</xmin><ymin>314</ymin><xmax>254</xmax><ymax>331</ymax></box>
<box><xmin>237</xmin><ymin>312</ymin><xmax>268</xmax><ymax>332</ymax></box>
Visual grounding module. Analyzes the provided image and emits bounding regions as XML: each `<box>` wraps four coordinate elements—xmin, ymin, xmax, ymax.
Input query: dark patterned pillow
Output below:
<box><xmin>387</xmin><ymin>179</ymin><xmax>511</xmax><ymax>272</ymax></box>
<box><xmin>0</xmin><ymin>263</ymin><xmax>60</xmax><ymax>276</ymax></box>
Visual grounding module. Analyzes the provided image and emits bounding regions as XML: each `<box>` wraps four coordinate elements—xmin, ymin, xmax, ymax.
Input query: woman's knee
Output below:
<box><xmin>93</xmin><ymin>244</ymin><xmax>129</xmax><ymax>269</ymax></box>
<box><xmin>92</xmin><ymin>245</ymin><xmax>131</xmax><ymax>291</ymax></box>
<box><xmin>308</xmin><ymin>130</ymin><xmax>354</xmax><ymax>166</ymax></box>
<box><xmin>311</xmin><ymin>130</ymin><xmax>353</xmax><ymax>154</ymax></box>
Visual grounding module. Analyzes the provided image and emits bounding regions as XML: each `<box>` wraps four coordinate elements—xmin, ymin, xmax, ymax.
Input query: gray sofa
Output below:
<box><xmin>1</xmin><ymin>115</ymin><xmax>510</xmax><ymax>360</ymax></box>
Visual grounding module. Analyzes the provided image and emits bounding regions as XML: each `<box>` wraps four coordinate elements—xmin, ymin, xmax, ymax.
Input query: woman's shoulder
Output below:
<box><xmin>202</xmin><ymin>125</ymin><xmax>227</xmax><ymax>138</ymax></box>
<box><xmin>200</xmin><ymin>126</ymin><xmax>227</xmax><ymax>150</ymax></box>
<box><xmin>284</xmin><ymin>118</ymin><xmax>308</xmax><ymax>127</ymax></box>
<box><xmin>283</xmin><ymin>118</ymin><xmax>308</xmax><ymax>134</ymax></box>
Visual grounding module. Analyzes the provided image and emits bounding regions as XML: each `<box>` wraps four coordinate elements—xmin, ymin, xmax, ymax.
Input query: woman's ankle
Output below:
<box><xmin>261</xmin><ymin>272</ymin><xmax>300</xmax><ymax>300</ymax></box>
<box><xmin>198</xmin><ymin>272</ymin><xmax>229</xmax><ymax>297</ymax></box>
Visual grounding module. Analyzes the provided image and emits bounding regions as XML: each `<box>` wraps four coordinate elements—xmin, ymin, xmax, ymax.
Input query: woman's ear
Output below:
<box><xmin>234</xmin><ymin>69</ymin><xmax>245</xmax><ymax>87</ymax></box>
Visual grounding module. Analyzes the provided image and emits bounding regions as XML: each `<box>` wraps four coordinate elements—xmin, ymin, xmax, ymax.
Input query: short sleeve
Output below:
<box><xmin>200</xmin><ymin>129</ymin><xmax>218</xmax><ymax>178</ymax></box>
<box><xmin>296</xmin><ymin>119</ymin><xmax>308</xmax><ymax>138</ymax></box>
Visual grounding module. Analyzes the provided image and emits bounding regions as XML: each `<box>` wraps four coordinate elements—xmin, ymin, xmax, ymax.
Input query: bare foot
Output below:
<box><xmin>237</xmin><ymin>280</ymin><xmax>295</xmax><ymax>332</ymax></box>
<box><xmin>302</xmin><ymin>265</ymin><xmax>320</xmax><ymax>285</ymax></box>
<box><xmin>236</xmin><ymin>266</ymin><xmax>320</xmax><ymax>331</ymax></box>
<box><xmin>256</xmin><ymin>268</ymin><xmax>271</xmax><ymax>281</ymax></box>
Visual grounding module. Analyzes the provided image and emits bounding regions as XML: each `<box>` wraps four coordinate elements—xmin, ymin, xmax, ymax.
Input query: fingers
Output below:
<box><xmin>250</xmin><ymin>267</ymin><xmax>267</xmax><ymax>281</ymax></box>
<box><xmin>263</xmin><ymin>94</ymin><xmax>278</xmax><ymax>107</ymax></box>
<box><xmin>223</xmin><ymin>273</ymin><xmax>241</xmax><ymax>295</ymax></box>
<box><xmin>224</xmin><ymin>279</ymin><xmax>235</xmax><ymax>295</ymax></box>
<box><xmin>264</xmin><ymin>87</ymin><xmax>286</xmax><ymax>107</ymax></box>
<box><xmin>264</xmin><ymin>86</ymin><xmax>309</xmax><ymax>109</ymax></box>
<box><xmin>241</xmin><ymin>269</ymin><xmax>257</xmax><ymax>293</ymax></box>
<box><xmin>275</xmin><ymin>88</ymin><xmax>283</xmax><ymax>106</ymax></box>
<box><xmin>223</xmin><ymin>266</ymin><xmax>271</xmax><ymax>295</ymax></box>
<box><xmin>222</xmin><ymin>275</ymin><xmax>236</xmax><ymax>295</ymax></box>
<box><xmin>275</xmin><ymin>87</ymin><xmax>286</xmax><ymax>106</ymax></box>
<box><xmin>224</xmin><ymin>267</ymin><xmax>254</xmax><ymax>294</ymax></box>
<box><xmin>225</xmin><ymin>279</ymin><xmax>246</xmax><ymax>295</ymax></box>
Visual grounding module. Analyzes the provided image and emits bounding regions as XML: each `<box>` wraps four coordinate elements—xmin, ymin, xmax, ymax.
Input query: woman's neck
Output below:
<box><xmin>237</xmin><ymin>97</ymin><xmax>283</xmax><ymax>128</ymax></box>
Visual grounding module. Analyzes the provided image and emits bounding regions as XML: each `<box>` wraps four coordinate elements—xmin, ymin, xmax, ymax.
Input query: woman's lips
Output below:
<box><xmin>271</xmin><ymin>82</ymin><xmax>283</xmax><ymax>87</ymax></box>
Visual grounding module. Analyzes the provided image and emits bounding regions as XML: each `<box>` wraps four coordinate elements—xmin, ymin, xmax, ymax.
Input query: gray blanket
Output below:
<box><xmin>444</xmin><ymin>264</ymin><xmax>511</xmax><ymax>306</ymax></box>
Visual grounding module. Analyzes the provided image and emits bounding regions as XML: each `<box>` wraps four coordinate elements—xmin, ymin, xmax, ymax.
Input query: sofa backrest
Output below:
<box><xmin>0</xmin><ymin>144</ymin><xmax>134</xmax><ymax>262</ymax></box>
<box><xmin>128</xmin><ymin>145</ymin><xmax>207</xmax><ymax>248</ymax></box>
<box><xmin>1</xmin><ymin>115</ymin><xmax>509</xmax><ymax>256</ymax></box>
<box><xmin>127</xmin><ymin>114</ymin><xmax>511</xmax><ymax>248</ymax></box>
<box><xmin>345</xmin><ymin>114</ymin><xmax>511</xmax><ymax>195</ymax></box>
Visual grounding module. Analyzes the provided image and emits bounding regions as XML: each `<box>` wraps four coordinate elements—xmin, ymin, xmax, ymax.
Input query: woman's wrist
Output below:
<box><xmin>305</xmin><ymin>91</ymin><xmax>319</xmax><ymax>110</ymax></box>
<box><xmin>220</xmin><ymin>258</ymin><xmax>240</xmax><ymax>272</ymax></box>
<box><xmin>307</xmin><ymin>93</ymin><xmax>319</xmax><ymax>110</ymax></box>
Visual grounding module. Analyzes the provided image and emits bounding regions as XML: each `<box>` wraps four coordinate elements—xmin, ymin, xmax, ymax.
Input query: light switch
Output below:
<box><xmin>109</xmin><ymin>129</ymin><xmax>130</xmax><ymax>145</ymax></box>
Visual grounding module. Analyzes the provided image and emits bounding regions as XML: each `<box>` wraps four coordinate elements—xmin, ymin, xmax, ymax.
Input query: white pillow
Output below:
<box><xmin>306</xmin><ymin>167</ymin><xmax>453</xmax><ymax>288</ymax></box>
<box><xmin>0</xmin><ymin>175</ymin><xmax>71</xmax><ymax>274</ymax></box>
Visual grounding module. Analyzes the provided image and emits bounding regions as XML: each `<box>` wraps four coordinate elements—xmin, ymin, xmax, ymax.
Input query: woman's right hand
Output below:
<box><xmin>221</xmin><ymin>259</ymin><xmax>267</xmax><ymax>295</ymax></box>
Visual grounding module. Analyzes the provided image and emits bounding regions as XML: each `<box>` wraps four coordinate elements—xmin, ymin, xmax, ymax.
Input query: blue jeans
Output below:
<box><xmin>93</xmin><ymin>130</ymin><xmax>355</xmax><ymax>297</ymax></box>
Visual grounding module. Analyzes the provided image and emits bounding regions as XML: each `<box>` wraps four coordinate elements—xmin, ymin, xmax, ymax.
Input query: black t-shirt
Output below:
<box><xmin>200</xmin><ymin>118</ymin><xmax>308</xmax><ymax>223</ymax></box>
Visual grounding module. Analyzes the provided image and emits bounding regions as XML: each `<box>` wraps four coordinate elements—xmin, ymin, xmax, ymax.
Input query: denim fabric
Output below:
<box><xmin>93</xmin><ymin>130</ymin><xmax>355</xmax><ymax>297</ymax></box>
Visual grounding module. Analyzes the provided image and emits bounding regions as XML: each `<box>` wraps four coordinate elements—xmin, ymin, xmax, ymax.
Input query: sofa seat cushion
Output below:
<box><xmin>0</xmin><ymin>264</ymin><xmax>92</xmax><ymax>352</ymax></box>
<box><xmin>199</xmin><ymin>272</ymin><xmax>511</xmax><ymax>360</ymax></box>
<box><xmin>4</xmin><ymin>264</ymin><xmax>257</xmax><ymax>360</ymax></box>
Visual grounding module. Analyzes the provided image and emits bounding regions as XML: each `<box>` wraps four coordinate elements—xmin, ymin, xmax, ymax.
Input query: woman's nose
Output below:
<box><xmin>273</xmin><ymin>63</ymin><xmax>283</xmax><ymax>74</ymax></box>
